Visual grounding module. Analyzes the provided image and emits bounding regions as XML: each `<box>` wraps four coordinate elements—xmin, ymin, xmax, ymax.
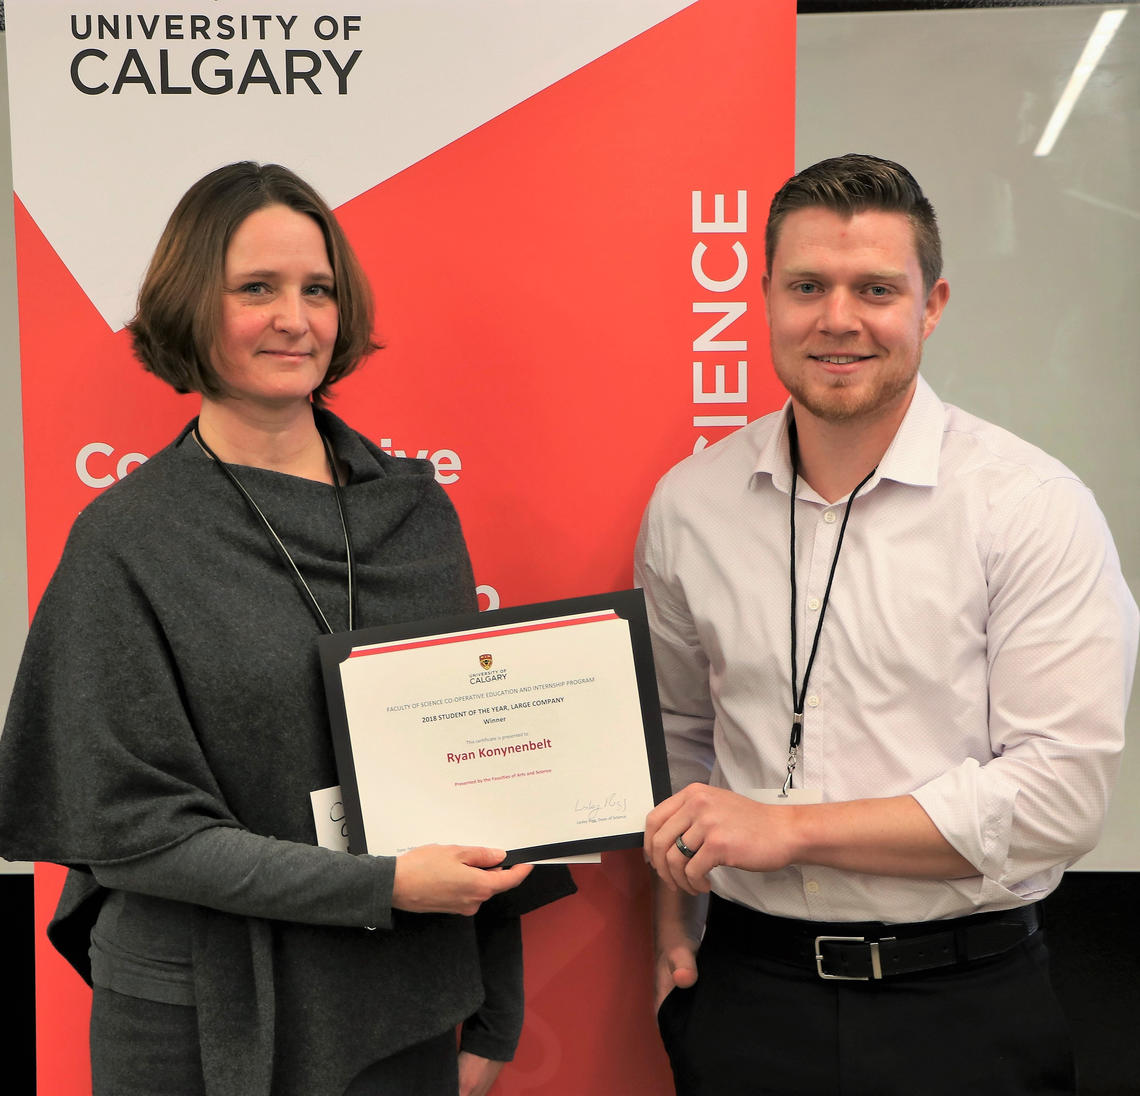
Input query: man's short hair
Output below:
<box><xmin>765</xmin><ymin>154</ymin><xmax>943</xmax><ymax>294</ymax></box>
<box><xmin>129</xmin><ymin>161</ymin><xmax>378</xmax><ymax>406</ymax></box>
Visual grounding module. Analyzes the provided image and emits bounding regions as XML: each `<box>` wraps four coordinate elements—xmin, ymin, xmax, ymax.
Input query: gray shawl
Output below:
<box><xmin>0</xmin><ymin>410</ymin><xmax>572</xmax><ymax>1094</ymax></box>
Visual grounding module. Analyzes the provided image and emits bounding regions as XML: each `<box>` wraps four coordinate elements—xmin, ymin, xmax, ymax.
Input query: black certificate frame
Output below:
<box><xmin>318</xmin><ymin>588</ymin><xmax>670</xmax><ymax>864</ymax></box>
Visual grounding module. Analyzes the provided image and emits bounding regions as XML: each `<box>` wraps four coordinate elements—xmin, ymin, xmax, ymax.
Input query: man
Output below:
<box><xmin>637</xmin><ymin>154</ymin><xmax>1137</xmax><ymax>1095</ymax></box>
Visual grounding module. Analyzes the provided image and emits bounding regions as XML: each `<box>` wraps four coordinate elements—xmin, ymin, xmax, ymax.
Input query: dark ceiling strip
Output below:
<box><xmin>799</xmin><ymin>0</ymin><xmax>1136</xmax><ymax>12</ymax></box>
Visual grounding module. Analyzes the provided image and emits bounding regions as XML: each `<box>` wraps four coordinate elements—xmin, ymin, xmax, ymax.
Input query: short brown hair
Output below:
<box><xmin>129</xmin><ymin>161</ymin><xmax>379</xmax><ymax>406</ymax></box>
<box><xmin>765</xmin><ymin>154</ymin><xmax>942</xmax><ymax>294</ymax></box>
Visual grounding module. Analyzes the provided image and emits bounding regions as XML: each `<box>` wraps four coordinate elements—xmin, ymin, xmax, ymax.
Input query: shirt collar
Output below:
<box><xmin>755</xmin><ymin>401</ymin><xmax>797</xmax><ymax>495</ymax></box>
<box><xmin>876</xmin><ymin>374</ymin><xmax>944</xmax><ymax>488</ymax></box>
<box><xmin>753</xmin><ymin>374</ymin><xmax>945</xmax><ymax>496</ymax></box>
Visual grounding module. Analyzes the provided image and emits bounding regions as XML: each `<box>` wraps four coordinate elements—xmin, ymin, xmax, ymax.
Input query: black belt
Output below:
<box><xmin>706</xmin><ymin>893</ymin><xmax>1040</xmax><ymax>981</ymax></box>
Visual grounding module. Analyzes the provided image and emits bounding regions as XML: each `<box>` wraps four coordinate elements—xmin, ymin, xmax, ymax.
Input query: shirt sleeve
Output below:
<box><xmin>91</xmin><ymin>827</ymin><xmax>397</xmax><ymax>930</ymax></box>
<box><xmin>635</xmin><ymin>487</ymin><xmax>718</xmax><ymax>793</ymax></box>
<box><xmin>911</xmin><ymin>476</ymin><xmax>1138</xmax><ymax>892</ymax></box>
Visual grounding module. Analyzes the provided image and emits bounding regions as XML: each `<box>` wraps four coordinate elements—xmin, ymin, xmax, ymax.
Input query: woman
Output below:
<box><xmin>0</xmin><ymin>162</ymin><xmax>573</xmax><ymax>1096</ymax></box>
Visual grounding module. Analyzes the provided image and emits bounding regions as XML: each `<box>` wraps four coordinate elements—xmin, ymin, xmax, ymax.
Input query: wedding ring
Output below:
<box><xmin>675</xmin><ymin>834</ymin><xmax>697</xmax><ymax>859</ymax></box>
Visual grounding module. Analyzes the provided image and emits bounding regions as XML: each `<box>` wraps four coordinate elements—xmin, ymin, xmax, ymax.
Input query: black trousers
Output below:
<box><xmin>657</xmin><ymin>904</ymin><xmax>1076</xmax><ymax>1096</ymax></box>
<box><xmin>91</xmin><ymin>987</ymin><xmax>459</xmax><ymax>1096</ymax></box>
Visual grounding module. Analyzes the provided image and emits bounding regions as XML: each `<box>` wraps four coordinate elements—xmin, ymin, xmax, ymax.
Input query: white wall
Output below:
<box><xmin>0</xmin><ymin>27</ymin><xmax>30</xmax><ymax>876</ymax></box>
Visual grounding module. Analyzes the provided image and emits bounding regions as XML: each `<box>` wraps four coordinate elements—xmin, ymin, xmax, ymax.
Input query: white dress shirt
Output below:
<box><xmin>636</xmin><ymin>376</ymin><xmax>1138</xmax><ymax>924</ymax></box>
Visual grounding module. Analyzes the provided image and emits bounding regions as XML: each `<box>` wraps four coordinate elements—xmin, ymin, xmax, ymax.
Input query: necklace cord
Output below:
<box><xmin>320</xmin><ymin>432</ymin><xmax>357</xmax><ymax>631</ymax></box>
<box><xmin>192</xmin><ymin>422</ymin><xmax>355</xmax><ymax>635</ymax></box>
<box><xmin>787</xmin><ymin>419</ymin><xmax>876</xmax><ymax>778</ymax></box>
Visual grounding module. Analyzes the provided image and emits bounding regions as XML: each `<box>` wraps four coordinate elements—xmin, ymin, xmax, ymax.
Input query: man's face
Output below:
<box><xmin>762</xmin><ymin>207</ymin><xmax>948</xmax><ymax>429</ymax></box>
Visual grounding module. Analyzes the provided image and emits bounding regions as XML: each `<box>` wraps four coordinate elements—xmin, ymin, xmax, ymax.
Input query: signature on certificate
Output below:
<box><xmin>575</xmin><ymin>792</ymin><xmax>629</xmax><ymax>822</ymax></box>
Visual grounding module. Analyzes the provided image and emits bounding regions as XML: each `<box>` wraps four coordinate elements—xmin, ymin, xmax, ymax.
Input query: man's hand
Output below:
<box><xmin>654</xmin><ymin>882</ymin><xmax>705</xmax><ymax>1011</ymax></box>
<box><xmin>457</xmin><ymin>1051</ymin><xmax>504</xmax><ymax>1096</ymax></box>
<box><xmin>645</xmin><ymin>783</ymin><xmax>799</xmax><ymax>894</ymax></box>
<box><xmin>655</xmin><ymin>933</ymin><xmax>699</xmax><ymax>1011</ymax></box>
<box><xmin>392</xmin><ymin>845</ymin><xmax>533</xmax><ymax>916</ymax></box>
<box><xmin>644</xmin><ymin>784</ymin><xmax>977</xmax><ymax>894</ymax></box>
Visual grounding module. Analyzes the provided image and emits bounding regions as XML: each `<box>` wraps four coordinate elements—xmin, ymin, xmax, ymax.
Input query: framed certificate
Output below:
<box><xmin>318</xmin><ymin>589</ymin><xmax>670</xmax><ymax>863</ymax></box>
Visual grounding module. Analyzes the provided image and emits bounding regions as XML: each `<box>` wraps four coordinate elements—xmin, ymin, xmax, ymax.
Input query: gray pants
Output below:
<box><xmin>91</xmin><ymin>987</ymin><xmax>459</xmax><ymax>1096</ymax></box>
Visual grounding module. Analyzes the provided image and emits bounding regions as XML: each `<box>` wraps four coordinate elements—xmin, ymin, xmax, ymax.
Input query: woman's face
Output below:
<box><xmin>211</xmin><ymin>203</ymin><xmax>339</xmax><ymax>408</ymax></box>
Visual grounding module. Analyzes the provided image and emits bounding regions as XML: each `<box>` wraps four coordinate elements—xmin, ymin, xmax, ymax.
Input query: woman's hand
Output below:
<box><xmin>392</xmin><ymin>845</ymin><xmax>533</xmax><ymax>916</ymax></box>
<box><xmin>457</xmin><ymin>1051</ymin><xmax>504</xmax><ymax>1096</ymax></box>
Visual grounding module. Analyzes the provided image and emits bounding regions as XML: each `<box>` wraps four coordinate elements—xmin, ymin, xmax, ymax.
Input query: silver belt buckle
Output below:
<box><xmin>814</xmin><ymin>935</ymin><xmax>882</xmax><ymax>980</ymax></box>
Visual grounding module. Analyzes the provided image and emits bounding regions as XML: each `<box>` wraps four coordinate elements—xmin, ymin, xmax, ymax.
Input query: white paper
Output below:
<box><xmin>336</xmin><ymin>610</ymin><xmax>656</xmax><ymax>856</ymax></box>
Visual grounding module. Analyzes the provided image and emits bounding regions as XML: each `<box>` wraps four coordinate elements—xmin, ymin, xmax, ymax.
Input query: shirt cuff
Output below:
<box><xmin>910</xmin><ymin>758</ymin><xmax>1017</xmax><ymax>883</ymax></box>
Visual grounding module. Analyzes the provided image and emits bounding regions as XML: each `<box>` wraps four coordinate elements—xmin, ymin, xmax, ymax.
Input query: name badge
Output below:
<box><xmin>748</xmin><ymin>787</ymin><xmax>823</xmax><ymax>805</ymax></box>
<box><xmin>311</xmin><ymin>785</ymin><xmax>351</xmax><ymax>851</ymax></box>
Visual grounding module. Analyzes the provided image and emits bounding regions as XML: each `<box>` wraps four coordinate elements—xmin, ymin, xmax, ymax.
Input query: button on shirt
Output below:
<box><xmin>636</xmin><ymin>377</ymin><xmax>1138</xmax><ymax>925</ymax></box>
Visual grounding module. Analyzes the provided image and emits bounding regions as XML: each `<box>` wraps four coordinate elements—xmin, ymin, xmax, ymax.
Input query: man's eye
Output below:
<box><xmin>793</xmin><ymin>282</ymin><xmax>817</xmax><ymax>294</ymax></box>
<box><xmin>867</xmin><ymin>285</ymin><xmax>891</xmax><ymax>297</ymax></box>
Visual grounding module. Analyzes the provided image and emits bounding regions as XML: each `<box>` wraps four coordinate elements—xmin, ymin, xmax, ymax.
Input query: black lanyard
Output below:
<box><xmin>785</xmin><ymin>421</ymin><xmax>875</xmax><ymax>793</ymax></box>
<box><xmin>193</xmin><ymin>423</ymin><xmax>357</xmax><ymax>635</ymax></box>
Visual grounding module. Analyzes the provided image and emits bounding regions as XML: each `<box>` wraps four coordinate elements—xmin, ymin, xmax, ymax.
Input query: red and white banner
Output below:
<box><xmin>7</xmin><ymin>1</ymin><xmax>794</xmax><ymax>1090</ymax></box>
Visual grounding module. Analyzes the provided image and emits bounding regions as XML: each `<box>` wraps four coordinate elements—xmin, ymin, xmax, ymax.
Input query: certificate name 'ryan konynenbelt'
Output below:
<box><xmin>447</xmin><ymin>739</ymin><xmax>554</xmax><ymax>764</ymax></box>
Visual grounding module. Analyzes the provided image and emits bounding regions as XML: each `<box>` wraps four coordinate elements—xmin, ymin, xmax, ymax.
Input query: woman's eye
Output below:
<box><xmin>239</xmin><ymin>282</ymin><xmax>269</xmax><ymax>295</ymax></box>
<box><xmin>305</xmin><ymin>284</ymin><xmax>334</xmax><ymax>298</ymax></box>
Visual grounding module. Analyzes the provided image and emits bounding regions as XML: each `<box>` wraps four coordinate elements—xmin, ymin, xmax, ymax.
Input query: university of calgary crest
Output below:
<box><xmin>479</xmin><ymin>654</ymin><xmax>493</xmax><ymax>670</ymax></box>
